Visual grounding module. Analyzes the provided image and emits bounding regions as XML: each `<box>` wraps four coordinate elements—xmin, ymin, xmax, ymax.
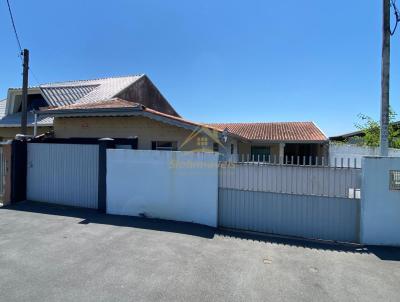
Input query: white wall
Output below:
<box><xmin>106</xmin><ymin>150</ymin><xmax>219</xmax><ymax>227</ymax></box>
<box><xmin>361</xmin><ymin>157</ymin><xmax>400</xmax><ymax>246</ymax></box>
<box><xmin>329</xmin><ymin>143</ymin><xmax>400</xmax><ymax>167</ymax></box>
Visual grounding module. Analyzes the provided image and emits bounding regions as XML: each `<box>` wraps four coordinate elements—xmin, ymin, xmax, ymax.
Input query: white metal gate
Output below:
<box><xmin>27</xmin><ymin>143</ymin><xmax>99</xmax><ymax>208</ymax></box>
<box><xmin>218</xmin><ymin>161</ymin><xmax>362</xmax><ymax>243</ymax></box>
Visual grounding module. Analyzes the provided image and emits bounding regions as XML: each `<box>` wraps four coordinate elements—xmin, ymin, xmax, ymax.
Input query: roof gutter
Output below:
<box><xmin>249</xmin><ymin>139</ymin><xmax>329</xmax><ymax>144</ymax></box>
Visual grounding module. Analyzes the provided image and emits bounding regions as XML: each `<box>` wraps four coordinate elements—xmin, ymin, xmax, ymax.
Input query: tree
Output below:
<box><xmin>354</xmin><ymin>108</ymin><xmax>400</xmax><ymax>148</ymax></box>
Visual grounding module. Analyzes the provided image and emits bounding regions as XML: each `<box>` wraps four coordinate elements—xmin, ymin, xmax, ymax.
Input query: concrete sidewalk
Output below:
<box><xmin>0</xmin><ymin>201</ymin><xmax>399</xmax><ymax>302</ymax></box>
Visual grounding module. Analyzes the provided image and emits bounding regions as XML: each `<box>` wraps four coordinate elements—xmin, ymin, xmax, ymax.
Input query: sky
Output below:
<box><xmin>0</xmin><ymin>0</ymin><xmax>399</xmax><ymax>136</ymax></box>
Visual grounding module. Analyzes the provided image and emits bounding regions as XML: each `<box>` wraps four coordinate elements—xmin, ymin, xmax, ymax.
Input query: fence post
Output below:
<box><xmin>98</xmin><ymin>138</ymin><xmax>115</xmax><ymax>213</ymax></box>
<box><xmin>2</xmin><ymin>143</ymin><xmax>12</xmax><ymax>205</ymax></box>
<box><xmin>361</xmin><ymin>156</ymin><xmax>400</xmax><ymax>246</ymax></box>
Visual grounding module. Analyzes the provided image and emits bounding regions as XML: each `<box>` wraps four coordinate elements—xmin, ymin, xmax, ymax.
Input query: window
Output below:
<box><xmin>231</xmin><ymin>144</ymin><xmax>234</xmax><ymax>154</ymax></box>
<box><xmin>213</xmin><ymin>143</ymin><xmax>219</xmax><ymax>152</ymax></box>
<box><xmin>251</xmin><ymin>146</ymin><xmax>271</xmax><ymax>161</ymax></box>
<box><xmin>390</xmin><ymin>170</ymin><xmax>400</xmax><ymax>190</ymax></box>
<box><xmin>151</xmin><ymin>141</ymin><xmax>177</xmax><ymax>151</ymax></box>
<box><xmin>197</xmin><ymin>137</ymin><xmax>208</xmax><ymax>147</ymax></box>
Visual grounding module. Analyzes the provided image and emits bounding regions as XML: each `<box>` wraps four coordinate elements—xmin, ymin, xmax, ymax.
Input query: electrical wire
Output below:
<box><xmin>5</xmin><ymin>0</ymin><xmax>22</xmax><ymax>53</ymax></box>
<box><xmin>5</xmin><ymin>0</ymin><xmax>41</xmax><ymax>86</ymax></box>
<box><xmin>391</xmin><ymin>0</ymin><xmax>400</xmax><ymax>35</ymax></box>
<box><xmin>29</xmin><ymin>68</ymin><xmax>40</xmax><ymax>86</ymax></box>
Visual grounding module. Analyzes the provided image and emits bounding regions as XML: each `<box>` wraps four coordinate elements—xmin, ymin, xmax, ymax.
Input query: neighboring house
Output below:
<box><xmin>329</xmin><ymin>125</ymin><xmax>400</xmax><ymax>167</ymax></box>
<box><xmin>0</xmin><ymin>75</ymin><xmax>177</xmax><ymax>140</ymax></box>
<box><xmin>330</xmin><ymin>121</ymin><xmax>400</xmax><ymax>144</ymax></box>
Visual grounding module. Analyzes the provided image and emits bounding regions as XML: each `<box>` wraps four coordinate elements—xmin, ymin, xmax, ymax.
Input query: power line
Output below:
<box><xmin>5</xmin><ymin>0</ymin><xmax>23</xmax><ymax>53</ymax></box>
<box><xmin>30</xmin><ymin>68</ymin><xmax>40</xmax><ymax>85</ymax></box>
<box><xmin>5</xmin><ymin>0</ymin><xmax>41</xmax><ymax>86</ymax></box>
<box><xmin>391</xmin><ymin>0</ymin><xmax>400</xmax><ymax>35</ymax></box>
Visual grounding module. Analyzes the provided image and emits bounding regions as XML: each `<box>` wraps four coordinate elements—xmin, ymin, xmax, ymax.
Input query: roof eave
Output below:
<box><xmin>34</xmin><ymin>107</ymin><xmax>245</xmax><ymax>139</ymax></box>
<box><xmin>0</xmin><ymin>123</ymin><xmax>53</xmax><ymax>128</ymax></box>
<box><xmin>249</xmin><ymin>139</ymin><xmax>328</xmax><ymax>144</ymax></box>
<box><xmin>35</xmin><ymin>107</ymin><xmax>143</xmax><ymax>117</ymax></box>
<box><xmin>35</xmin><ymin>108</ymin><xmax>207</xmax><ymax>133</ymax></box>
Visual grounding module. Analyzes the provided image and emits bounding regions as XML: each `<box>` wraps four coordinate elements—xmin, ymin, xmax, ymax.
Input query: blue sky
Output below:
<box><xmin>0</xmin><ymin>0</ymin><xmax>399</xmax><ymax>136</ymax></box>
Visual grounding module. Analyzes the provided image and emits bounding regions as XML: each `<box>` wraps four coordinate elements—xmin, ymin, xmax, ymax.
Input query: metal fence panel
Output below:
<box><xmin>218</xmin><ymin>188</ymin><xmax>360</xmax><ymax>243</ymax></box>
<box><xmin>219</xmin><ymin>162</ymin><xmax>361</xmax><ymax>199</ymax></box>
<box><xmin>27</xmin><ymin>143</ymin><xmax>99</xmax><ymax>209</ymax></box>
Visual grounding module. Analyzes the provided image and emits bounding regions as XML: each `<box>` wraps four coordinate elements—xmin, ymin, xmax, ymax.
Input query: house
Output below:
<box><xmin>1</xmin><ymin>74</ymin><xmax>328</xmax><ymax>161</ymax></box>
<box><xmin>0</xmin><ymin>75</ymin><xmax>177</xmax><ymax>140</ymax></box>
<box><xmin>328</xmin><ymin>123</ymin><xmax>400</xmax><ymax>166</ymax></box>
<box><xmin>36</xmin><ymin>99</ymin><xmax>328</xmax><ymax>162</ymax></box>
<box><xmin>330</xmin><ymin>121</ymin><xmax>400</xmax><ymax>144</ymax></box>
<box><xmin>35</xmin><ymin>98</ymin><xmax>240</xmax><ymax>160</ymax></box>
<box><xmin>208</xmin><ymin>122</ymin><xmax>328</xmax><ymax>163</ymax></box>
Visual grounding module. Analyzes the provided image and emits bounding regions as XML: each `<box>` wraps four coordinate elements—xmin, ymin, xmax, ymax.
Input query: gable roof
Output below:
<box><xmin>0</xmin><ymin>74</ymin><xmax>181</xmax><ymax>128</ymax></box>
<box><xmin>39</xmin><ymin>75</ymin><xmax>143</xmax><ymax>107</ymax></box>
<box><xmin>208</xmin><ymin>122</ymin><xmax>327</xmax><ymax>142</ymax></box>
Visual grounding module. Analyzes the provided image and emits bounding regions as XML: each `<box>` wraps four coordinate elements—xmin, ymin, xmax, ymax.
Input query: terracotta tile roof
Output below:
<box><xmin>208</xmin><ymin>122</ymin><xmax>327</xmax><ymax>142</ymax></box>
<box><xmin>44</xmin><ymin>99</ymin><xmax>327</xmax><ymax>142</ymax></box>
<box><xmin>143</xmin><ymin>107</ymin><xmax>219</xmax><ymax>130</ymax></box>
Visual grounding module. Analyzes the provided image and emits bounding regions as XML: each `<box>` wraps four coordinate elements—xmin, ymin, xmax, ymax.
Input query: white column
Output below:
<box><xmin>279</xmin><ymin>143</ymin><xmax>285</xmax><ymax>163</ymax></box>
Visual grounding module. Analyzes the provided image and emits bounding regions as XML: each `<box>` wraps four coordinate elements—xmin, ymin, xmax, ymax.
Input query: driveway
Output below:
<box><xmin>0</xmin><ymin>201</ymin><xmax>399</xmax><ymax>302</ymax></box>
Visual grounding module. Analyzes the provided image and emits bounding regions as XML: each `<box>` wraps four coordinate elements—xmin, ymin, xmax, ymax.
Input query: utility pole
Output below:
<box><xmin>380</xmin><ymin>0</ymin><xmax>390</xmax><ymax>156</ymax></box>
<box><xmin>21</xmin><ymin>48</ymin><xmax>29</xmax><ymax>135</ymax></box>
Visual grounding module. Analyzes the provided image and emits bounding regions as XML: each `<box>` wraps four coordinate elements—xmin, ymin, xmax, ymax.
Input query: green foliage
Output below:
<box><xmin>354</xmin><ymin>108</ymin><xmax>400</xmax><ymax>148</ymax></box>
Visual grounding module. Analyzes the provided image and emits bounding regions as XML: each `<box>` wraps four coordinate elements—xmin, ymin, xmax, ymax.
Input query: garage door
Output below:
<box><xmin>27</xmin><ymin>143</ymin><xmax>99</xmax><ymax>208</ymax></box>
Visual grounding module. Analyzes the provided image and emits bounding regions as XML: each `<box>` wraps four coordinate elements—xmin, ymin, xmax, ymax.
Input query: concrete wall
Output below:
<box><xmin>330</xmin><ymin>143</ymin><xmax>400</xmax><ymax>167</ymax></box>
<box><xmin>106</xmin><ymin>149</ymin><xmax>219</xmax><ymax>227</ymax></box>
<box><xmin>0</xmin><ymin>126</ymin><xmax>52</xmax><ymax>141</ymax></box>
<box><xmin>361</xmin><ymin>157</ymin><xmax>400</xmax><ymax>246</ymax></box>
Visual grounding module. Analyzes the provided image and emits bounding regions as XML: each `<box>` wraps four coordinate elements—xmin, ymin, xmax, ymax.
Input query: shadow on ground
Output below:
<box><xmin>2</xmin><ymin>201</ymin><xmax>400</xmax><ymax>261</ymax></box>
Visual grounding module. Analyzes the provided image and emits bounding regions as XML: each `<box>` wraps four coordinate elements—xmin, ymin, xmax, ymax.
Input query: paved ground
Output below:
<box><xmin>0</xmin><ymin>201</ymin><xmax>399</xmax><ymax>302</ymax></box>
